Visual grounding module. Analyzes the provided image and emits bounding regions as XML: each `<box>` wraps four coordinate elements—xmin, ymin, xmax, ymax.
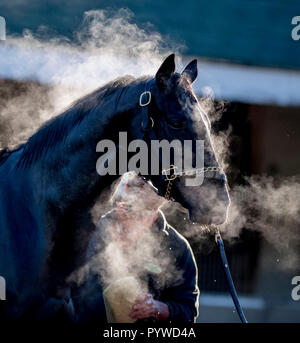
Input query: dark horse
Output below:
<box><xmin>0</xmin><ymin>54</ymin><xmax>230</xmax><ymax>320</ymax></box>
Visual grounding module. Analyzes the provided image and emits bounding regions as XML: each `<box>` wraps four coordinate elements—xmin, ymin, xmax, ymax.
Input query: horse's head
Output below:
<box><xmin>144</xmin><ymin>54</ymin><xmax>230</xmax><ymax>225</ymax></box>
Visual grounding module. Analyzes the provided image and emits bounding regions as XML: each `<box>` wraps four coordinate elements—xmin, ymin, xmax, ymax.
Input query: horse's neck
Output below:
<box><xmin>37</xmin><ymin>79</ymin><xmax>145</xmax><ymax>208</ymax></box>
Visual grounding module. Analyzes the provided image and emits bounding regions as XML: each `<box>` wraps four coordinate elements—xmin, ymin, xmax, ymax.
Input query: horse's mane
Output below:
<box><xmin>0</xmin><ymin>145</ymin><xmax>24</xmax><ymax>167</ymax></box>
<box><xmin>17</xmin><ymin>75</ymin><xmax>137</xmax><ymax>168</ymax></box>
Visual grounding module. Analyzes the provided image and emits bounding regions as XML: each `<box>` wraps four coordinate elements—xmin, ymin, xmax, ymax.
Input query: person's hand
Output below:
<box><xmin>129</xmin><ymin>293</ymin><xmax>170</xmax><ymax>321</ymax></box>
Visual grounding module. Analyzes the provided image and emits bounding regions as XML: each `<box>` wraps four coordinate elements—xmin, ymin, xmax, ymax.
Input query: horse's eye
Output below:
<box><xmin>168</xmin><ymin>120</ymin><xmax>186</xmax><ymax>129</ymax></box>
<box><xmin>165</xmin><ymin>115</ymin><xmax>186</xmax><ymax>130</ymax></box>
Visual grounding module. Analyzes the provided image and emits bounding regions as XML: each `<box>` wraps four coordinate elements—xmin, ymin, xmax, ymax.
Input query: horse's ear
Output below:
<box><xmin>155</xmin><ymin>54</ymin><xmax>175</xmax><ymax>87</ymax></box>
<box><xmin>181</xmin><ymin>59</ymin><xmax>198</xmax><ymax>83</ymax></box>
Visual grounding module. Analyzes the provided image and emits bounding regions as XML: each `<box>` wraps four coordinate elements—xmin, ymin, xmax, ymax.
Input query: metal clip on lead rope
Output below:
<box><xmin>215</xmin><ymin>228</ymin><xmax>248</xmax><ymax>323</ymax></box>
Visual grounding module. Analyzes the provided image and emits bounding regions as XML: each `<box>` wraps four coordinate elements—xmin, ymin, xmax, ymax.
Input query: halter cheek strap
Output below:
<box><xmin>137</xmin><ymin>79</ymin><xmax>168</xmax><ymax>196</ymax></box>
<box><xmin>138</xmin><ymin>79</ymin><xmax>155</xmax><ymax>136</ymax></box>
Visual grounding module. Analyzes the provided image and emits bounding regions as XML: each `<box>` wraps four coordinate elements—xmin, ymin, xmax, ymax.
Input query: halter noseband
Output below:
<box><xmin>162</xmin><ymin>164</ymin><xmax>225</xmax><ymax>200</ymax></box>
<box><xmin>138</xmin><ymin>79</ymin><xmax>225</xmax><ymax>200</ymax></box>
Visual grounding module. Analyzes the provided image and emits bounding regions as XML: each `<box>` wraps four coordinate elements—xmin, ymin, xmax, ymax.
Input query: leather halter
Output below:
<box><xmin>138</xmin><ymin>79</ymin><xmax>225</xmax><ymax>200</ymax></box>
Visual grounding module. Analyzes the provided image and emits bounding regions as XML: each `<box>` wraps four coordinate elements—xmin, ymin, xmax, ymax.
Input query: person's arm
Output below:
<box><xmin>162</xmin><ymin>246</ymin><xmax>199</xmax><ymax>323</ymax></box>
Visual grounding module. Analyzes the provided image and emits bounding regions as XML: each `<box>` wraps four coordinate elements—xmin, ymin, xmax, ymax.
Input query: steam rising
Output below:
<box><xmin>87</xmin><ymin>215</ymin><xmax>183</xmax><ymax>290</ymax></box>
<box><xmin>0</xmin><ymin>8</ymin><xmax>180</xmax><ymax>148</ymax></box>
<box><xmin>69</xmin><ymin>174</ymin><xmax>183</xmax><ymax>294</ymax></box>
<box><xmin>223</xmin><ymin>176</ymin><xmax>300</xmax><ymax>269</ymax></box>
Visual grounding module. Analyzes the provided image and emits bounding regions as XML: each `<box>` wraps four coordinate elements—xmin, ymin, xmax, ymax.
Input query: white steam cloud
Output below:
<box><xmin>0</xmin><ymin>8</ymin><xmax>181</xmax><ymax>148</ymax></box>
<box><xmin>223</xmin><ymin>175</ymin><xmax>300</xmax><ymax>269</ymax></box>
<box><xmin>69</xmin><ymin>175</ymin><xmax>183</xmax><ymax>297</ymax></box>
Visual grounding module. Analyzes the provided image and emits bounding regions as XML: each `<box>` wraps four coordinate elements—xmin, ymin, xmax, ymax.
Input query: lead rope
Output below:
<box><xmin>215</xmin><ymin>228</ymin><xmax>248</xmax><ymax>323</ymax></box>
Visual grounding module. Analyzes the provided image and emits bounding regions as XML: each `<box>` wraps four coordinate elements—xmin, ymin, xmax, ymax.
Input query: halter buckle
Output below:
<box><xmin>139</xmin><ymin>91</ymin><xmax>151</xmax><ymax>107</ymax></box>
